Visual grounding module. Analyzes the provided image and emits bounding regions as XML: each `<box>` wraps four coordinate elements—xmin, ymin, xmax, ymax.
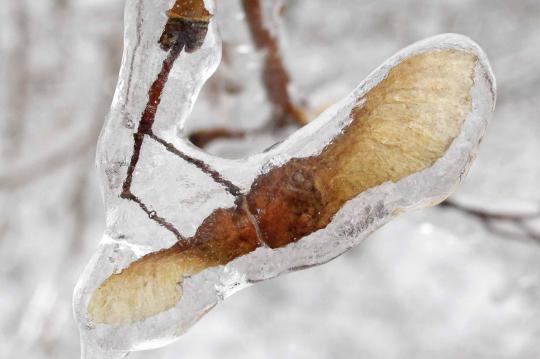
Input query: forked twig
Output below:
<box><xmin>120</xmin><ymin>1</ymin><xmax>241</xmax><ymax>240</ymax></box>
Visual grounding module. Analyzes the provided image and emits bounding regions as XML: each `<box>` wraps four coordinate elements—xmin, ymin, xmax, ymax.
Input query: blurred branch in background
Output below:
<box><xmin>0</xmin><ymin>1</ymin><xmax>123</xmax><ymax>357</ymax></box>
<box><xmin>442</xmin><ymin>200</ymin><xmax>540</xmax><ymax>244</ymax></box>
<box><xmin>4</xmin><ymin>1</ymin><xmax>29</xmax><ymax>158</ymax></box>
<box><xmin>189</xmin><ymin>0</ymin><xmax>307</xmax><ymax>149</ymax></box>
<box><xmin>0</xmin><ymin>1</ymin><xmax>539</xmax><ymax>358</ymax></box>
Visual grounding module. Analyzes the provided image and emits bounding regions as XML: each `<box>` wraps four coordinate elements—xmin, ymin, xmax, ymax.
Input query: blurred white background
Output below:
<box><xmin>1</xmin><ymin>0</ymin><xmax>539</xmax><ymax>358</ymax></box>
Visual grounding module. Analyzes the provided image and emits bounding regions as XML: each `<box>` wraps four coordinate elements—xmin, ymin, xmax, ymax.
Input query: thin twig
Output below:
<box><xmin>120</xmin><ymin>3</ymin><xmax>242</xmax><ymax>240</ymax></box>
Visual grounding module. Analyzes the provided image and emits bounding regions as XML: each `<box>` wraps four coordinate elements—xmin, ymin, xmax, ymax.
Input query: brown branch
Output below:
<box><xmin>121</xmin><ymin>42</ymin><xmax>185</xmax><ymax>200</ymax></box>
<box><xmin>120</xmin><ymin>1</ymin><xmax>243</xmax><ymax>240</ymax></box>
<box><xmin>241</xmin><ymin>0</ymin><xmax>306</xmax><ymax>128</ymax></box>
<box><xmin>441</xmin><ymin>200</ymin><xmax>540</xmax><ymax>221</ymax></box>
<box><xmin>189</xmin><ymin>0</ymin><xmax>307</xmax><ymax>149</ymax></box>
<box><xmin>188</xmin><ymin>128</ymin><xmax>246</xmax><ymax>148</ymax></box>
<box><xmin>122</xmin><ymin>192</ymin><xmax>185</xmax><ymax>239</ymax></box>
<box><xmin>149</xmin><ymin>133</ymin><xmax>241</xmax><ymax>196</ymax></box>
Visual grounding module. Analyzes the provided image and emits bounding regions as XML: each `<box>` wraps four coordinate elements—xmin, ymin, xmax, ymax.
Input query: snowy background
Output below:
<box><xmin>1</xmin><ymin>0</ymin><xmax>540</xmax><ymax>358</ymax></box>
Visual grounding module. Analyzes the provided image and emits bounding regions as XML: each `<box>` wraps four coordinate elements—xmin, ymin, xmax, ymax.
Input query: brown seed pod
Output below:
<box><xmin>88</xmin><ymin>47</ymin><xmax>491</xmax><ymax>326</ymax></box>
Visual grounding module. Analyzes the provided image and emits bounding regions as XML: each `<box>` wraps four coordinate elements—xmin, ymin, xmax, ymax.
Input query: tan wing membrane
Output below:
<box><xmin>88</xmin><ymin>248</ymin><xmax>211</xmax><ymax>325</ymax></box>
<box><xmin>88</xmin><ymin>207</ymin><xmax>260</xmax><ymax>325</ymax></box>
<box><xmin>88</xmin><ymin>49</ymin><xmax>477</xmax><ymax>325</ymax></box>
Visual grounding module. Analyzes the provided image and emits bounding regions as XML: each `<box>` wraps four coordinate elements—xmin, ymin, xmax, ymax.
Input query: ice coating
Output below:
<box><xmin>73</xmin><ymin>0</ymin><xmax>495</xmax><ymax>356</ymax></box>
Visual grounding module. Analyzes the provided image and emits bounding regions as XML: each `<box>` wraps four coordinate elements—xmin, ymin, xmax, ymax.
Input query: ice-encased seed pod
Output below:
<box><xmin>85</xmin><ymin>38</ymin><xmax>495</xmax><ymax>332</ymax></box>
<box><xmin>73</xmin><ymin>1</ymin><xmax>495</xmax><ymax>356</ymax></box>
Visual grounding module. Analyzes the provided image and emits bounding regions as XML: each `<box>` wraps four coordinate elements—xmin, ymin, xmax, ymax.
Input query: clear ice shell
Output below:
<box><xmin>73</xmin><ymin>0</ymin><xmax>496</xmax><ymax>355</ymax></box>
